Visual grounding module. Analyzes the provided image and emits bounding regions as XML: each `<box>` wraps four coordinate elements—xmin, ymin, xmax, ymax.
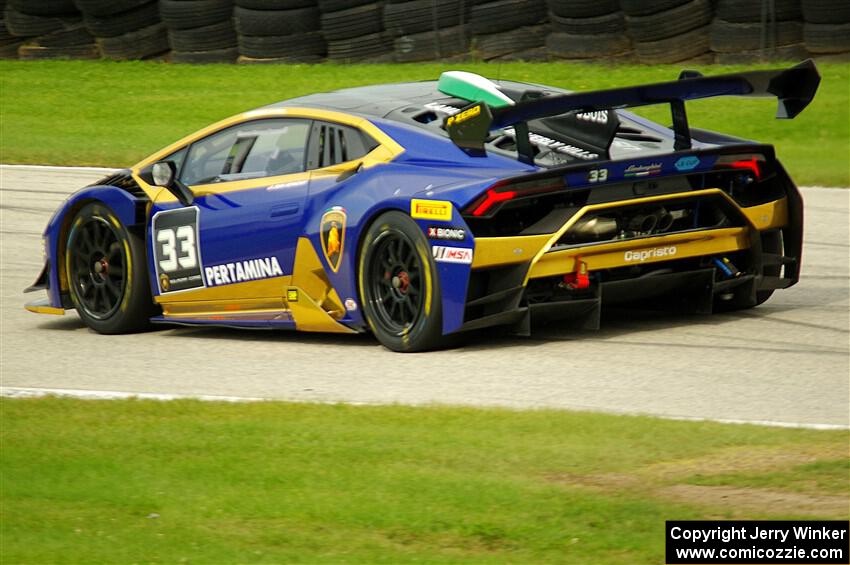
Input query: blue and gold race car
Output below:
<box><xmin>26</xmin><ymin>62</ymin><xmax>820</xmax><ymax>351</ymax></box>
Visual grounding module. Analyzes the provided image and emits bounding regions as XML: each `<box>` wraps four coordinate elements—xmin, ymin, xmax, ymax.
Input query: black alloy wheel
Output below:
<box><xmin>359</xmin><ymin>211</ymin><xmax>449</xmax><ymax>352</ymax></box>
<box><xmin>68</xmin><ymin>214</ymin><xmax>126</xmax><ymax>319</ymax></box>
<box><xmin>66</xmin><ymin>202</ymin><xmax>157</xmax><ymax>333</ymax></box>
<box><xmin>367</xmin><ymin>229</ymin><xmax>424</xmax><ymax>334</ymax></box>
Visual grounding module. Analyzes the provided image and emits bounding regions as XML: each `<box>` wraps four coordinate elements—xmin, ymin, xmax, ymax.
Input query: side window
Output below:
<box><xmin>180</xmin><ymin>119</ymin><xmax>311</xmax><ymax>185</ymax></box>
<box><xmin>167</xmin><ymin>147</ymin><xmax>188</xmax><ymax>173</ymax></box>
<box><xmin>306</xmin><ymin>122</ymin><xmax>379</xmax><ymax>171</ymax></box>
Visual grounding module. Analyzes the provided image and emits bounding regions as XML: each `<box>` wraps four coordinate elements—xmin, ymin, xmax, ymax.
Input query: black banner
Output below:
<box><xmin>666</xmin><ymin>521</ymin><xmax>849</xmax><ymax>564</ymax></box>
<box><xmin>151</xmin><ymin>206</ymin><xmax>204</xmax><ymax>293</ymax></box>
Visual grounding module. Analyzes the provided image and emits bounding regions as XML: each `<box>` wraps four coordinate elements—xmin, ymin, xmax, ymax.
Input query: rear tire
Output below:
<box><xmin>65</xmin><ymin>202</ymin><xmax>157</xmax><ymax>334</ymax></box>
<box><xmin>358</xmin><ymin>211</ymin><xmax>448</xmax><ymax>352</ymax></box>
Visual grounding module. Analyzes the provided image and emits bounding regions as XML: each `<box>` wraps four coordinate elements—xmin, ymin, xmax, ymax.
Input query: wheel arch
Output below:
<box><xmin>351</xmin><ymin>204</ymin><xmax>408</xmax><ymax>329</ymax></box>
<box><xmin>46</xmin><ymin>185</ymin><xmax>149</xmax><ymax>308</ymax></box>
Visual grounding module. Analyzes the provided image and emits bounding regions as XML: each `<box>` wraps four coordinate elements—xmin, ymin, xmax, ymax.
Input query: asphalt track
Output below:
<box><xmin>1</xmin><ymin>165</ymin><xmax>848</xmax><ymax>428</ymax></box>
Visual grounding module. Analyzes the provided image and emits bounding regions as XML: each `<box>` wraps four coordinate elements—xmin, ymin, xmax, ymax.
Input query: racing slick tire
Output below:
<box><xmin>358</xmin><ymin>211</ymin><xmax>449</xmax><ymax>352</ymax></box>
<box><xmin>65</xmin><ymin>202</ymin><xmax>158</xmax><ymax>334</ymax></box>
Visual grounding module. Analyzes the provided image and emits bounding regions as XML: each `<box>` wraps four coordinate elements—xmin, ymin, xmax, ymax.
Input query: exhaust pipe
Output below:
<box><xmin>572</xmin><ymin>216</ymin><xmax>618</xmax><ymax>238</ymax></box>
<box><xmin>656</xmin><ymin>209</ymin><xmax>674</xmax><ymax>232</ymax></box>
<box><xmin>628</xmin><ymin>214</ymin><xmax>657</xmax><ymax>233</ymax></box>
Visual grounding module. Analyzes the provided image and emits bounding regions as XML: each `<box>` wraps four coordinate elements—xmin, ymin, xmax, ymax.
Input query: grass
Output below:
<box><xmin>0</xmin><ymin>60</ymin><xmax>848</xmax><ymax>185</ymax></box>
<box><xmin>1</xmin><ymin>397</ymin><xmax>847</xmax><ymax>564</ymax></box>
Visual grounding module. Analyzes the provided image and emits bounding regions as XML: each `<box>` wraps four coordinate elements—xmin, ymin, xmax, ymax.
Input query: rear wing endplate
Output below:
<box><xmin>445</xmin><ymin>59</ymin><xmax>820</xmax><ymax>160</ymax></box>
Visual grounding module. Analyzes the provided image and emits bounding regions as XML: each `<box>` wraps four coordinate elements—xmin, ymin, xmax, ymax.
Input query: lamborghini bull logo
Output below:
<box><xmin>320</xmin><ymin>206</ymin><xmax>346</xmax><ymax>273</ymax></box>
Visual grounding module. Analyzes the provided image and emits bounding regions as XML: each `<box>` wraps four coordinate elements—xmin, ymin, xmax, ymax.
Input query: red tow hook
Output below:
<box><xmin>564</xmin><ymin>259</ymin><xmax>590</xmax><ymax>290</ymax></box>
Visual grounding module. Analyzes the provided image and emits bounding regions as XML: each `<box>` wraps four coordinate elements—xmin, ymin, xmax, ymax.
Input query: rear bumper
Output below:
<box><xmin>458</xmin><ymin>188</ymin><xmax>799</xmax><ymax>333</ymax></box>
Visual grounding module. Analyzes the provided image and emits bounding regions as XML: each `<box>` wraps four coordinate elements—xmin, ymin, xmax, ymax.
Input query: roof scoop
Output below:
<box><xmin>437</xmin><ymin>71</ymin><xmax>515</xmax><ymax>108</ymax></box>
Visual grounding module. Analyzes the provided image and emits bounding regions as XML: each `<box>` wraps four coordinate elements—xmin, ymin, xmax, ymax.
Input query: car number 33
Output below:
<box><xmin>157</xmin><ymin>226</ymin><xmax>197</xmax><ymax>271</ymax></box>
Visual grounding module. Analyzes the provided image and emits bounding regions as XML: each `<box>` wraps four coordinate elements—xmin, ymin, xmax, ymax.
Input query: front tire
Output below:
<box><xmin>358</xmin><ymin>211</ymin><xmax>447</xmax><ymax>352</ymax></box>
<box><xmin>65</xmin><ymin>202</ymin><xmax>157</xmax><ymax>334</ymax></box>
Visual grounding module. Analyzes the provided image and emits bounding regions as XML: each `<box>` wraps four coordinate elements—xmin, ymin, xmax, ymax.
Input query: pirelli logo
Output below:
<box><xmin>445</xmin><ymin>104</ymin><xmax>481</xmax><ymax>127</ymax></box>
<box><xmin>411</xmin><ymin>199</ymin><xmax>453</xmax><ymax>221</ymax></box>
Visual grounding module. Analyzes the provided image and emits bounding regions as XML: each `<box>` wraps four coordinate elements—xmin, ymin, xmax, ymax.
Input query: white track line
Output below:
<box><xmin>2</xmin><ymin>386</ymin><xmax>847</xmax><ymax>431</ymax></box>
<box><xmin>0</xmin><ymin>164</ymin><xmax>119</xmax><ymax>174</ymax></box>
<box><xmin>0</xmin><ymin>386</ymin><xmax>264</xmax><ymax>403</ymax></box>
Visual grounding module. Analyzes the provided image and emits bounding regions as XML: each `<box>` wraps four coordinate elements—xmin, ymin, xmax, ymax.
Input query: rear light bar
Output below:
<box><xmin>715</xmin><ymin>154</ymin><xmax>766</xmax><ymax>180</ymax></box>
<box><xmin>467</xmin><ymin>177</ymin><xmax>564</xmax><ymax>217</ymax></box>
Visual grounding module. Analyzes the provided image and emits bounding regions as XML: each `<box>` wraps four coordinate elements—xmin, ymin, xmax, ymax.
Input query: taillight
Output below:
<box><xmin>470</xmin><ymin>187</ymin><xmax>517</xmax><ymax>216</ymax></box>
<box><xmin>716</xmin><ymin>154</ymin><xmax>765</xmax><ymax>180</ymax></box>
<box><xmin>466</xmin><ymin>177</ymin><xmax>563</xmax><ymax>217</ymax></box>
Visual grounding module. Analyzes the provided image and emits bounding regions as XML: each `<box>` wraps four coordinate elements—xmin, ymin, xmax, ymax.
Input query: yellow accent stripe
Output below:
<box><xmin>159</xmin><ymin>239</ymin><xmax>353</xmax><ymax>333</ymax></box>
<box><xmin>468</xmin><ymin>189</ymin><xmax>774</xmax><ymax>284</ymax></box>
<box><xmin>524</xmin><ymin>189</ymin><xmax>739</xmax><ymax>283</ymax></box>
<box><xmin>25</xmin><ymin>304</ymin><xmax>65</xmax><ymax>316</ymax></box>
<box><xmin>156</xmin><ymin>276</ymin><xmax>292</xmax><ymax>305</ymax></box>
<box><xmin>290</xmin><ymin>237</ymin><xmax>345</xmax><ymax>319</ymax></box>
<box><xmin>131</xmin><ymin>107</ymin><xmax>405</xmax><ymax>201</ymax></box>
<box><xmin>287</xmin><ymin>286</ymin><xmax>355</xmax><ymax>333</ymax></box>
<box><xmin>528</xmin><ymin>227</ymin><xmax>750</xmax><ymax>279</ymax></box>
<box><xmin>162</xmin><ymin>299</ymin><xmax>286</xmax><ymax>317</ymax></box>
<box><xmin>473</xmin><ymin>234</ymin><xmax>552</xmax><ymax>268</ymax></box>
<box><xmin>741</xmin><ymin>197</ymin><xmax>788</xmax><ymax>230</ymax></box>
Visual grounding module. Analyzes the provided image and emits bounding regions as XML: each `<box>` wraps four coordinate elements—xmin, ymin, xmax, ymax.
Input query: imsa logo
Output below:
<box><xmin>624</xmin><ymin>246</ymin><xmax>678</xmax><ymax>263</ymax></box>
<box><xmin>432</xmin><ymin>245</ymin><xmax>473</xmax><ymax>264</ymax></box>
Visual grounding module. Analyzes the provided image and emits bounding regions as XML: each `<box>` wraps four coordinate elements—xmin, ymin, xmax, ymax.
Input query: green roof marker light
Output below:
<box><xmin>437</xmin><ymin>71</ymin><xmax>515</xmax><ymax>108</ymax></box>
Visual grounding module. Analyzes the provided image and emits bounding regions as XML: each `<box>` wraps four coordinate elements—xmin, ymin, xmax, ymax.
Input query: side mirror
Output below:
<box><xmin>152</xmin><ymin>161</ymin><xmax>176</xmax><ymax>187</ymax></box>
<box><xmin>151</xmin><ymin>160</ymin><xmax>194</xmax><ymax>206</ymax></box>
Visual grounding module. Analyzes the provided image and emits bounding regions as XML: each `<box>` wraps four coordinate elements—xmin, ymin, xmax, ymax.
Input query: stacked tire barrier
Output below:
<box><xmin>711</xmin><ymin>0</ymin><xmax>806</xmax><ymax>64</ymax></box>
<box><xmin>546</xmin><ymin>0</ymin><xmax>629</xmax><ymax>61</ymax></box>
<box><xmin>236</xmin><ymin>0</ymin><xmax>325</xmax><ymax>63</ymax></box>
<box><xmin>802</xmin><ymin>0</ymin><xmax>850</xmax><ymax>58</ymax></box>
<box><xmin>385</xmin><ymin>0</ymin><xmax>468</xmax><ymax>62</ymax></box>
<box><xmin>163</xmin><ymin>0</ymin><xmax>236</xmax><ymax>63</ymax></box>
<box><xmin>2</xmin><ymin>0</ymin><xmax>849</xmax><ymax>62</ymax></box>
<box><xmin>624</xmin><ymin>0</ymin><xmax>712</xmax><ymax>63</ymax></box>
<box><xmin>471</xmin><ymin>0</ymin><xmax>547</xmax><ymax>61</ymax></box>
<box><xmin>320</xmin><ymin>0</ymin><xmax>389</xmax><ymax>62</ymax></box>
<box><xmin>2</xmin><ymin>0</ymin><xmax>98</xmax><ymax>60</ymax></box>
<box><xmin>77</xmin><ymin>0</ymin><xmax>168</xmax><ymax>60</ymax></box>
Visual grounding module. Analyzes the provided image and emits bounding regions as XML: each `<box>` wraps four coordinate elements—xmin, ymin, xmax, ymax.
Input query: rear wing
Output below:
<box><xmin>444</xmin><ymin>60</ymin><xmax>820</xmax><ymax>162</ymax></box>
